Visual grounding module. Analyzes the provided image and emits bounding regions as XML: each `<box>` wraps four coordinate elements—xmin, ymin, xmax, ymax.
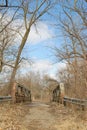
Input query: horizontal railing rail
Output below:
<box><xmin>63</xmin><ymin>96</ymin><xmax>87</xmax><ymax>110</ymax></box>
<box><xmin>0</xmin><ymin>96</ymin><xmax>12</xmax><ymax>102</ymax></box>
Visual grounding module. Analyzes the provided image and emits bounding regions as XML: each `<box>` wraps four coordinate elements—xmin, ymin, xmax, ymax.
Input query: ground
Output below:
<box><xmin>0</xmin><ymin>101</ymin><xmax>87</xmax><ymax>130</ymax></box>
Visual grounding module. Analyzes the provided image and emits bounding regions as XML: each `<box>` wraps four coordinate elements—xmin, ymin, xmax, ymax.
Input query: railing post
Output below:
<box><xmin>63</xmin><ymin>100</ymin><xmax>66</xmax><ymax>106</ymax></box>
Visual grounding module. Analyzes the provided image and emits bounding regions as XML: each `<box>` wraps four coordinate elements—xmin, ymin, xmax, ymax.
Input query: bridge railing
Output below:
<box><xmin>12</xmin><ymin>82</ymin><xmax>31</xmax><ymax>103</ymax></box>
<box><xmin>0</xmin><ymin>96</ymin><xmax>12</xmax><ymax>102</ymax></box>
<box><xmin>63</xmin><ymin>96</ymin><xmax>87</xmax><ymax>110</ymax></box>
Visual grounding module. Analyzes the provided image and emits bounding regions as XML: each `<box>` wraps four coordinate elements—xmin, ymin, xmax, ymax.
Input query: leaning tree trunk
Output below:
<box><xmin>9</xmin><ymin>27</ymin><xmax>31</xmax><ymax>95</ymax></box>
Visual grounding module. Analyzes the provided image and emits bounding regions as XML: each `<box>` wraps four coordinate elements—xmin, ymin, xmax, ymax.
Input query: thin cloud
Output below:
<box><xmin>11</xmin><ymin>20</ymin><xmax>54</xmax><ymax>45</ymax></box>
<box><xmin>19</xmin><ymin>59</ymin><xmax>66</xmax><ymax>80</ymax></box>
<box><xmin>29</xmin><ymin>22</ymin><xmax>53</xmax><ymax>44</ymax></box>
<box><xmin>31</xmin><ymin>60</ymin><xmax>52</xmax><ymax>72</ymax></box>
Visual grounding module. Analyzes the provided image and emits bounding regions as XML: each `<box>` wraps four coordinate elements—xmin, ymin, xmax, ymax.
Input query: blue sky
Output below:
<box><xmin>17</xmin><ymin>0</ymin><xmax>86</xmax><ymax>79</ymax></box>
<box><xmin>0</xmin><ymin>0</ymin><xmax>87</xmax><ymax>82</ymax></box>
<box><xmin>0</xmin><ymin>0</ymin><xmax>67</xmax><ymax>80</ymax></box>
<box><xmin>19</xmin><ymin>19</ymin><xmax>66</xmax><ymax>79</ymax></box>
<box><xmin>13</xmin><ymin>1</ymin><xmax>66</xmax><ymax>79</ymax></box>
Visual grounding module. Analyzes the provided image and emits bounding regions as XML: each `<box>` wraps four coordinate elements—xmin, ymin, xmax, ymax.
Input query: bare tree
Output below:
<box><xmin>54</xmin><ymin>0</ymin><xmax>87</xmax><ymax>98</ymax></box>
<box><xmin>8</xmin><ymin>0</ymin><xmax>58</xmax><ymax>94</ymax></box>
<box><xmin>17</xmin><ymin>71</ymin><xmax>43</xmax><ymax>100</ymax></box>
<box><xmin>0</xmin><ymin>7</ymin><xmax>19</xmax><ymax>72</ymax></box>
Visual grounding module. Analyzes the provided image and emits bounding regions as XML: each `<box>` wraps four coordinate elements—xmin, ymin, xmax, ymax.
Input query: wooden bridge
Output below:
<box><xmin>0</xmin><ymin>82</ymin><xmax>31</xmax><ymax>103</ymax></box>
<box><xmin>11</xmin><ymin>82</ymin><xmax>31</xmax><ymax>103</ymax></box>
<box><xmin>52</xmin><ymin>84</ymin><xmax>87</xmax><ymax>110</ymax></box>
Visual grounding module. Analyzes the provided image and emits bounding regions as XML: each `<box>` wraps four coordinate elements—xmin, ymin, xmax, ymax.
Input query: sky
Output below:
<box><xmin>19</xmin><ymin>20</ymin><xmax>66</xmax><ymax>79</ymax></box>
<box><xmin>0</xmin><ymin>0</ymin><xmax>67</xmax><ymax>80</ymax></box>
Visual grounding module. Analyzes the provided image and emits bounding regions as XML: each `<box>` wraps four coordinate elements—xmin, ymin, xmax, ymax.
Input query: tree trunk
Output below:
<box><xmin>9</xmin><ymin>27</ymin><xmax>31</xmax><ymax>95</ymax></box>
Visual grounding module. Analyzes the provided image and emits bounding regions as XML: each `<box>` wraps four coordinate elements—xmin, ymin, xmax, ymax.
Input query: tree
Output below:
<box><xmin>17</xmin><ymin>71</ymin><xmax>43</xmax><ymax>100</ymax></box>
<box><xmin>0</xmin><ymin>7</ymin><xmax>19</xmax><ymax>72</ymax></box>
<box><xmin>54</xmin><ymin>0</ymin><xmax>87</xmax><ymax>98</ymax></box>
<box><xmin>8</xmin><ymin>0</ymin><xmax>58</xmax><ymax>94</ymax></box>
<box><xmin>42</xmin><ymin>74</ymin><xmax>58</xmax><ymax>101</ymax></box>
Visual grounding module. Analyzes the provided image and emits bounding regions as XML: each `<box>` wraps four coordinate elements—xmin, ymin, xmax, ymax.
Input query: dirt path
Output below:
<box><xmin>23</xmin><ymin>102</ymin><xmax>57</xmax><ymax>130</ymax></box>
<box><xmin>22</xmin><ymin>102</ymin><xmax>87</xmax><ymax>130</ymax></box>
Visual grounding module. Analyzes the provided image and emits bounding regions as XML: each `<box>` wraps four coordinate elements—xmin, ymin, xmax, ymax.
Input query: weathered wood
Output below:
<box><xmin>11</xmin><ymin>82</ymin><xmax>31</xmax><ymax>103</ymax></box>
<box><xmin>63</xmin><ymin>97</ymin><xmax>87</xmax><ymax>110</ymax></box>
<box><xmin>0</xmin><ymin>96</ymin><xmax>12</xmax><ymax>102</ymax></box>
<box><xmin>52</xmin><ymin>84</ymin><xmax>65</xmax><ymax>104</ymax></box>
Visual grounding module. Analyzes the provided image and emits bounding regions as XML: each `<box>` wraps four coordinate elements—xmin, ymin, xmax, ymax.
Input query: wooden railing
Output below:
<box><xmin>63</xmin><ymin>96</ymin><xmax>87</xmax><ymax>110</ymax></box>
<box><xmin>12</xmin><ymin>82</ymin><xmax>31</xmax><ymax>103</ymax></box>
<box><xmin>0</xmin><ymin>82</ymin><xmax>31</xmax><ymax>103</ymax></box>
<box><xmin>0</xmin><ymin>96</ymin><xmax>12</xmax><ymax>102</ymax></box>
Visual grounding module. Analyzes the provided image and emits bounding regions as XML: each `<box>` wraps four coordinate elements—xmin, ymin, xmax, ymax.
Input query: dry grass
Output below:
<box><xmin>0</xmin><ymin>102</ymin><xmax>87</xmax><ymax>130</ymax></box>
<box><xmin>50</xmin><ymin>103</ymin><xmax>87</xmax><ymax>130</ymax></box>
<box><xmin>0</xmin><ymin>103</ymin><xmax>30</xmax><ymax>130</ymax></box>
